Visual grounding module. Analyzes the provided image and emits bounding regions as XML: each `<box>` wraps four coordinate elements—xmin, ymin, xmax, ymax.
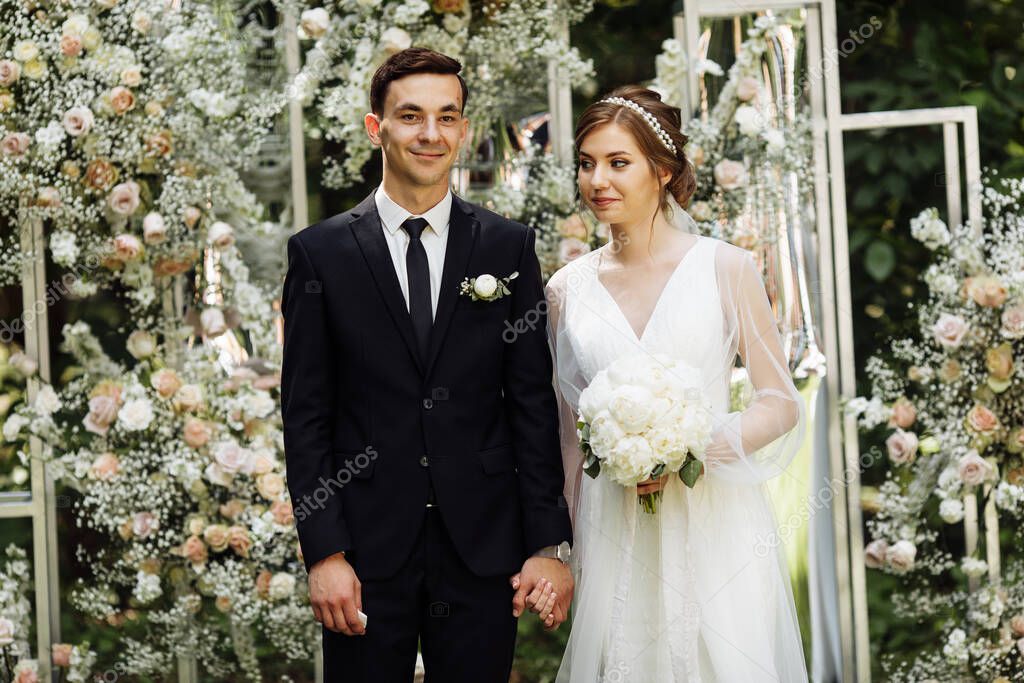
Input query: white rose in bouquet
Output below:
<box><xmin>576</xmin><ymin>353</ymin><xmax>712</xmax><ymax>513</ymax></box>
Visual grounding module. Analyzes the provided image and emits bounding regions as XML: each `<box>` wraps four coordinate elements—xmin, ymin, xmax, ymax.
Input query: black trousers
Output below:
<box><xmin>321</xmin><ymin>506</ymin><xmax>518</xmax><ymax>682</ymax></box>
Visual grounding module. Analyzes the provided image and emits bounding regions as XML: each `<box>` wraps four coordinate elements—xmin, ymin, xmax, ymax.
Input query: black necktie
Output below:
<box><xmin>401</xmin><ymin>217</ymin><xmax>432</xmax><ymax>362</ymax></box>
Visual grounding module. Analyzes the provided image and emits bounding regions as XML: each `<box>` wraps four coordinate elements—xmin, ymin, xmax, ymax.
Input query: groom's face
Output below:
<box><xmin>367</xmin><ymin>73</ymin><xmax>469</xmax><ymax>189</ymax></box>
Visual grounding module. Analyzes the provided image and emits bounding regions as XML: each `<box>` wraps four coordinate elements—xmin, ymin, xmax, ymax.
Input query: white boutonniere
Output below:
<box><xmin>459</xmin><ymin>271</ymin><xmax>519</xmax><ymax>302</ymax></box>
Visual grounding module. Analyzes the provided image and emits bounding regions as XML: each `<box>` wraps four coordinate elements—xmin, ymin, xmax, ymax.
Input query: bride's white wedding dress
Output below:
<box><xmin>547</xmin><ymin>229</ymin><xmax>809</xmax><ymax>682</ymax></box>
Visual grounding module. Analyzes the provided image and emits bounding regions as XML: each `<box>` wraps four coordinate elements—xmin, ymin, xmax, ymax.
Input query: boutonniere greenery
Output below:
<box><xmin>459</xmin><ymin>271</ymin><xmax>519</xmax><ymax>302</ymax></box>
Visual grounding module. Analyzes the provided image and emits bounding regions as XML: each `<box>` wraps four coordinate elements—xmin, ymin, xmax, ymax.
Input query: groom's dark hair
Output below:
<box><xmin>370</xmin><ymin>47</ymin><xmax>469</xmax><ymax>116</ymax></box>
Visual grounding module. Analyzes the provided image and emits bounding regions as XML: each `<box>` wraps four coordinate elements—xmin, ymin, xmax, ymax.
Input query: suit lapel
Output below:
<box><xmin>349</xmin><ymin>193</ymin><xmax>424</xmax><ymax>375</ymax></box>
<box><xmin>423</xmin><ymin>195</ymin><xmax>479</xmax><ymax>379</ymax></box>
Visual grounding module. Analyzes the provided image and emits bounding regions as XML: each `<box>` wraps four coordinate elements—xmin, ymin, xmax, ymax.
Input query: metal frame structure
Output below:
<box><xmin>1</xmin><ymin>217</ymin><xmax>61</xmax><ymax>682</ymax></box>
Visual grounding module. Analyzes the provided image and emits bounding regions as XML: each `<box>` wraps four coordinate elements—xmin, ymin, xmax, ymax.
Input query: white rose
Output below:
<box><xmin>200</xmin><ymin>308</ymin><xmax>228</xmax><ymax>337</ymax></box>
<box><xmin>932</xmin><ymin>312</ymin><xmax>968</xmax><ymax>349</ymax></box>
<box><xmin>473</xmin><ymin>274</ymin><xmax>497</xmax><ymax>298</ymax></box>
<box><xmin>62</xmin><ymin>106</ymin><xmax>94</xmax><ymax>137</ymax></box>
<box><xmin>885</xmin><ymin>540</ymin><xmax>916</xmax><ymax>574</ymax></box>
<box><xmin>13</xmin><ymin>41</ymin><xmax>39</xmax><ymax>62</ymax></box>
<box><xmin>62</xmin><ymin>14</ymin><xmax>90</xmax><ymax>37</ymax></box>
<box><xmin>863</xmin><ymin>539</ymin><xmax>888</xmax><ymax>569</ymax></box>
<box><xmin>120</xmin><ymin>66</ymin><xmax>143</xmax><ymax>87</ymax></box>
<box><xmin>733</xmin><ymin>105</ymin><xmax>763</xmax><ymax>137</ymax></box>
<box><xmin>214</xmin><ymin>440</ymin><xmax>254</xmax><ymax>475</ymax></box>
<box><xmin>118</xmin><ymin>398</ymin><xmax>155</xmax><ymax>431</ymax></box>
<box><xmin>380</xmin><ymin>27</ymin><xmax>412</xmax><ymax>55</ymax></box>
<box><xmin>142</xmin><ymin>212</ymin><xmax>167</xmax><ymax>244</ymax></box>
<box><xmin>939</xmin><ymin>498</ymin><xmax>964</xmax><ymax>524</ymax></box>
<box><xmin>958</xmin><ymin>450</ymin><xmax>994</xmax><ymax>487</ymax></box>
<box><xmin>126</xmin><ymin>330</ymin><xmax>156</xmax><ymax>359</ymax></box>
<box><xmin>607</xmin><ymin>385</ymin><xmax>656</xmax><ymax>434</ymax></box>
<box><xmin>207</xmin><ymin>221</ymin><xmax>235</xmax><ymax>248</ymax></box>
<box><xmin>0</xmin><ymin>616</ymin><xmax>15</xmax><ymax>645</ymax></box>
<box><xmin>299</xmin><ymin>8</ymin><xmax>330</xmax><ymax>39</ymax></box>
<box><xmin>268</xmin><ymin>572</ymin><xmax>296</xmax><ymax>600</ymax></box>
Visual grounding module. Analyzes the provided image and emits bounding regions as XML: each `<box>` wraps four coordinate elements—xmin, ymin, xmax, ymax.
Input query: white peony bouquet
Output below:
<box><xmin>576</xmin><ymin>353</ymin><xmax>714</xmax><ymax>513</ymax></box>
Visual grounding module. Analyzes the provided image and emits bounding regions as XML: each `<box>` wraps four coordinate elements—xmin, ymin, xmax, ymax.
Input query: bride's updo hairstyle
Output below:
<box><xmin>574</xmin><ymin>85</ymin><xmax>697</xmax><ymax>212</ymax></box>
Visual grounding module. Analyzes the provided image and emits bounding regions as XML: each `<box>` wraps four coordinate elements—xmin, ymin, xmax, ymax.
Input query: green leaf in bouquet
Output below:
<box><xmin>679</xmin><ymin>457</ymin><xmax>704</xmax><ymax>488</ymax></box>
<box><xmin>578</xmin><ymin>421</ymin><xmax>591</xmax><ymax>442</ymax></box>
<box><xmin>650</xmin><ymin>463</ymin><xmax>666</xmax><ymax>479</ymax></box>
<box><xmin>583</xmin><ymin>452</ymin><xmax>601</xmax><ymax>479</ymax></box>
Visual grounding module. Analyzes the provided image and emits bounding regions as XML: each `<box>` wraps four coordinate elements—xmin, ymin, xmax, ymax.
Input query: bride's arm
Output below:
<box><xmin>545</xmin><ymin>271</ymin><xmax>584</xmax><ymax>526</ymax></box>
<box><xmin>701</xmin><ymin>245</ymin><xmax>805</xmax><ymax>483</ymax></box>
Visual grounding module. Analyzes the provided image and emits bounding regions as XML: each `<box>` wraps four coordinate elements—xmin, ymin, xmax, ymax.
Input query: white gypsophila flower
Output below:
<box><xmin>961</xmin><ymin>557</ymin><xmax>988</xmax><ymax>578</ymax></box>
<box><xmin>117</xmin><ymin>398</ymin><xmax>154</xmax><ymax>431</ymax></box>
<box><xmin>942</xmin><ymin>628</ymin><xmax>969</xmax><ymax>665</ymax></box>
<box><xmin>923</xmin><ymin>265</ymin><xmax>959</xmax><ymax>297</ymax></box>
<box><xmin>34</xmin><ymin>121</ymin><xmax>66</xmax><ymax>149</ymax></box>
<box><xmin>909</xmin><ymin>208</ymin><xmax>950</xmax><ymax>250</ymax></box>
<box><xmin>268</xmin><ymin>572</ymin><xmax>295</xmax><ymax>600</ymax></box>
<box><xmin>733</xmin><ymin>105</ymin><xmax>763</xmax><ymax>137</ymax></box>
<box><xmin>133</xmin><ymin>571</ymin><xmax>162</xmax><ymax>604</ymax></box>
<box><xmin>762</xmin><ymin>128</ymin><xmax>785</xmax><ymax>155</ymax></box>
<box><xmin>393</xmin><ymin>0</ymin><xmax>430</xmax><ymax>24</ymax></box>
<box><xmin>2</xmin><ymin>414</ymin><xmax>28</xmax><ymax>442</ymax></box>
<box><xmin>49</xmin><ymin>231</ymin><xmax>79</xmax><ymax>266</ymax></box>
<box><xmin>33</xmin><ymin>385</ymin><xmax>61</xmax><ymax>416</ymax></box>
<box><xmin>995</xmin><ymin>481</ymin><xmax>1024</xmax><ymax>513</ymax></box>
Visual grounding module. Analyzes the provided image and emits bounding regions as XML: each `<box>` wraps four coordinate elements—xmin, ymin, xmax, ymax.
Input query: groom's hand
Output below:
<box><xmin>511</xmin><ymin>557</ymin><xmax>574</xmax><ymax>630</ymax></box>
<box><xmin>309</xmin><ymin>551</ymin><xmax>365</xmax><ymax>636</ymax></box>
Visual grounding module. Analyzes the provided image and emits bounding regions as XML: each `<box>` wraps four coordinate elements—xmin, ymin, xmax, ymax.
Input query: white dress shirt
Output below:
<box><xmin>374</xmin><ymin>185</ymin><xmax>452</xmax><ymax>320</ymax></box>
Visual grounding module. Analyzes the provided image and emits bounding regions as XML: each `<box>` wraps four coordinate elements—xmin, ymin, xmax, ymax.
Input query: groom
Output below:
<box><xmin>280</xmin><ymin>47</ymin><xmax>574</xmax><ymax>682</ymax></box>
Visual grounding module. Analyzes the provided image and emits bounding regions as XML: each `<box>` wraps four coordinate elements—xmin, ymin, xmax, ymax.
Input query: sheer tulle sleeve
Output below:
<box><xmin>545</xmin><ymin>269</ymin><xmax>586</xmax><ymax>526</ymax></box>
<box><xmin>702</xmin><ymin>243</ymin><xmax>806</xmax><ymax>484</ymax></box>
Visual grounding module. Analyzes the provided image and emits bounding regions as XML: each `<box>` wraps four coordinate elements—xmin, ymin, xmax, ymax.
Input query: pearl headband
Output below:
<box><xmin>600</xmin><ymin>96</ymin><xmax>678</xmax><ymax>155</ymax></box>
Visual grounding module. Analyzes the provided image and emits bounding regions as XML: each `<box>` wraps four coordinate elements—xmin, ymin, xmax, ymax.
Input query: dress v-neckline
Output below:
<box><xmin>594</xmin><ymin>236</ymin><xmax>703</xmax><ymax>343</ymax></box>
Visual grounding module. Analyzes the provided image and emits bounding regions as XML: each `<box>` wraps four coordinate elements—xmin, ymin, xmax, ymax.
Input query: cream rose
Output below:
<box><xmin>472</xmin><ymin>274</ymin><xmax>497</xmax><ymax>298</ymax></box>
<box><xmin>207</xmin><ymin>221</ymin><xmax>235</xmax><ymax>248</ymax></box>
<box><xmin>965</xmin><ymin>275</ymin><xmax>1007</xmax><ymax>307</ymax></box>
<box><xmin>120</xmin><ymin>66</ymin><xmax>143</xmax><ymax>87</ymax></box>
<box><xmin>213</xmin><ymin>440</ymin><xmax>252</xmax><ymax>474</ymax></box>
<box><xmin>200</xmin><ymin>307</ymin><xmax>228</xmax><ymax>337</ymax></box>
<box><xmin>132</xmin><ymin>511</ymin><xmax>159</xmax><ymax>538</ymax></box>
<box><xmin>183</xmin><ymin>206</ymin><xmax>202</xmax><ymax>228</ymax></box>
<box><xmin>713</xmin><ymin>159</ymin><xmax>747</xmax><ymax>191</ymax></box>
<box><xmin>299</xmin><ymin>8</ymin><xmax>330</xmax><ymax>39</ymax></box>
<box><xmin>380</xmin><ymin>27</ymin><xmax>412</xmax><ymax>55</ymax></box>
<box><xmin>203</xmin><ymin>524</ymin><xmax>230</xmax><ymax>552</ymax></box>
<box><xmin>864</xmin><ymin>539</ymin><xmax>888</xmax><ymax>569</ymax></box>
<box><xmin>85</xmin><ymin>158</ymin><xmax>118</xmax><ymax>190</ymax></box>
<box><xmin>112</xmin><ymin>234</ymin><xmax>143</xmax><ymax>261</ymax></box>
<box><xmin>90</xmin><ymin>452</ymin><xmax>120</xmax><ymax>480</ymax></box>
<box><xmin>958</xmin><ymin>449</ymin><xmax>994</xmax><ymax>487</ymax></box>
<box><xmin>22</xmin><ymin>60</ymin><xmax>46</xmax><ymax>80</ymax></box>
<box><xmin>270</xmin><ymin>500</ymin><xmax>294</xmax><ymax>525</ymax></box>
<box><xmin>939</xmin><ymin>498</ymin><xmax>964</xmax><ymax>524</ymax></box>
<box><xmin>885</xmin><ymin>540</ymin><xmax>916</xmax><ymax>574</ymax></box>
<box><xmin>142</xmin><ymin>212</ymin><xmax>167</xmax><ymax>244</ymax></box>
<box><xmin>62</xmin><ymin>106</ymin><xmax>94</xmax><ymax>136</ymax></box>
<box><xmin>181</xmin><ymin>535</ymin><xmax>207</xmax><ymax>564</ymax></box>
<box><xmin>932</xmin><ymin>312</ymin><xmax>968</xmax><ymax>349</ymax></box>
<box><xmin>986</xmin><ymin>343</ymin><xmax>1014</xmax><ymax>382</ymax></box>
<box><xmin>126</xmin><ymin>329</ymin><xmax>156</xmax><ymax>359</ymax></box>
<box><xmin>132</xmin><ymin>11</ymin><xmax>152</xmax><ymax>33</ymax></box>
<box><xmin>108</xmin><ymin>86</ymin><xmax>136</xmax><ymax>115</ymax></box>
<box><xmin>227</xmin><ymin>526</ymin><xmax>251</xmax><ymax>557</ymax></box>
<box><xmin>0</xmin><ymin>616</ymin><xmax>15</xmax><ymax>646</ymax></box>
<box><xmin>257</xmin><ymin>472</ymin><xmax>285</xmax><ymax>500</ymax></box>
<box><xmin>966</xmin><ymin>404</ymin><xmax>999</xmax><ymax>434</ymax></box>
<box><xmin>13</xmin><ymin>41</ymin><xmax>39</xmax><ymax>62</ymax></box>
<box><xmin>150</xmin><ymin>368</ymin><xmax>182</xmax><ymax>398</ymax></box>
<box><xmin>174</xmin><ymin>384</ymin><xmax>204</xmax><ymax>412</ymax></box>
<box><xmin>183</xmin><ymin>417</ymin><xmax>211</xmax><ymax>448</ymax></box>
<box><xmin>108</xmin><ymin>181</ymin><xmax>141</xmax><ymax>216</ymax></box>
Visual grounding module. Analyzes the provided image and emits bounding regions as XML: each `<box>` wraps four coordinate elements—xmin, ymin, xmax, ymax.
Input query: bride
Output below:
<box><xmin>545</xmin><ymin>86</ymin><xmax>809</xmax><ymax>682</ymax></box>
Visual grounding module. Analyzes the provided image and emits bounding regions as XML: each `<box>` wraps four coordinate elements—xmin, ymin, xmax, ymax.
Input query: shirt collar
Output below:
<box><xmin>375</xmin><ymin>185</ymin><xmax>452</xmax><ymax>237</ymax></box>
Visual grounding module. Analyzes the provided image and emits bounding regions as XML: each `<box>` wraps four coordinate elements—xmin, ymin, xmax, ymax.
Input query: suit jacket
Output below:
<box><xmin>280</xmin><ymin>191</ymin><xmax>573</xmax><ymax>581</ymax></box>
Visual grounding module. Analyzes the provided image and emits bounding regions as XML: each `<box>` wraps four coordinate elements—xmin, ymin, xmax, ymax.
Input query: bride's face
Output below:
<box><xmin>578</xmin><ymin>122</ymin><xmax>669</xmax><ymax>228</ymax></box>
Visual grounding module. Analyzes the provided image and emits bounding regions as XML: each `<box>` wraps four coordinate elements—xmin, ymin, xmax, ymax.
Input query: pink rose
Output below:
<box><xmin>735</xmin><ymin>76</ymin><xmax>759</xmax><ymax>102</ymax></box>
<box><xmin>1</xmin><ymin>132</ymin><xmax>31</xmax><ymax>157</ymax></box>
<box><xmin>965</xmin><ymin>275</ymin><xmax>1007</xmax><ymax>307</ymax></box>
<box><xmin>183</xmin><ymin>417</ymin><xmax>211</xmax><ymax>448</ymax></box>
<box><xmin>84</xmin><ymin>395</ymin><xmax>118</xmax><ymax>435</ymax></box>
<box><xmin>112</xmin><ymin>234</ymin><xmax>143</xmax><ymax>262</ymax></box>
<box><xmin>90</xmin><ymin>452</ymin><xmax>120</xmax><ymax>480</ymax></box>
<box><xmin>142</xmin><ymin>212</ymin><xmax>167</xmax><ymax>244</ymax></box>
<box><xmin>14</xmin><ymin>664</ymin><xmax>39</xmax><ymax>683</ymax></box>
<box><xmin>109</xmin><ymin>86</ymin><xmax>136</xmax><ymax>115</ymax></box>
<box><xmin>52</xmin><ymin>644</ymin><xmax>73</xmax><ymax>667</ymax></box>
<box><xmin>227</xmin><ymin>525</ymin><xmax>251</xmax><ymax>557</ymax></box>
<box><xmin>108</xmin><ymin>181</ymin><xmax>141</xmax><ymax>216</ymax></box>
<box><xmin>214</xmin><ymin>441</ymin><xmax>252</xmax><ymax>474</ymax></box>
<box><xmin>132</xmin><ymin>511</ymin><xmax>159</xmax><ymax>538</ymax></box>
<box><xmin>207</xmin><ymin>221</ymin><xmax>235</xmax><ymax>249</ymax></box>
<box><xmin>558</xmin><ymin>237</ymin><xmax>591</xmax><ymax>264</ymax></box>
<box><xmin>255</xmin><ymin>570</ymin><xmax>273</xmax><ymax>597</ymax></box>
<box><xmin>932</xmin><ymin>312</ymin><xmax>968</xmax><ymax>349</ymax></box>
<box><xmin>886</xmin><ymin>430</ymin><xmax>918</xmax><ymax>465</ymax></box>
<box><xmin>174</xmin><ymin>384</ymin><xmax>204</xmax><ymax>412</ymax></box>
<box><xmin>181</xmin><ymin>535</ymin><xmax>207</xmax><ymax>564</ymax></box>
<box><xmin>713</xmin><ymin>159</ymin><xmax>747</xmax><ymax>191</ymax></box>
<box><xmin>60</xmin><ymin>34</ymin><xmax>83</xmax><ymax>57</ymax></box>
<box><xmin>270</xmin><ymin>500</ymin><xmax>294</xmax><ymax>525</ymax></box>
<box><xmin>958</xmin><ymin>450</ymin><xmax>994</xmax><ymax>487</ymax></box>
<box><xmin>889</xmin><ymin>397</ymin><xmax>916</xmax><ymax>429</ymax></box>
<box><xmin>1001</xmin><ymin>305</ymin><xmax>1024</xmax><ymax>339</ymax></box>
<box><xmin>219</xmin><ymin>499</ymin><xmax>245</xmax><ymax>519</ymax></box>
<box><xmin>1011</xmin><ymin>614</ymin><xmax>1024</xmax><ymax>638</ymax></box>
<box><xmin>864</xmin><ymin>539</ymin><xmax>888</xmax><ymax>569</ymax></box>
<box><xmin>150</xmin><ymin>368</ymin><xmax>182</xmax><ymax>398</ymax></box>
<box><xmin>557</xmin><ymin>214</ymin><xmax>589</xmax><ymax>240</ymax></box>
<box><xmin>62</xmin><ymin>106</ymin><xmax>94</xmax><ymax>136</ymax></box>
<box><xmin>0</xmin><ymin>60</ymin><xmax>20</xmax><ymax>86</ymax></box>
<box><xmin>966</xmin><ymin>404</ymin><xmax>1000</xmax><ymax>434</ymax></box>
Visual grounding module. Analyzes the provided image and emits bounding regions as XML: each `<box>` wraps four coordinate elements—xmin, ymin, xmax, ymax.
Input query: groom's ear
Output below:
<box><xmin>364</xmin><ymin>112</ymin><xmax>383</xmax><ymax>147</ymax></box>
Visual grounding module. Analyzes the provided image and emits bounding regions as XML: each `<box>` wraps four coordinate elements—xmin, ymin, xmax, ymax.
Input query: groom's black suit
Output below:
<box><xmin>280</xmin><ymin>191</ymin><xmax>572</xmax><ymax>682</ymax></box>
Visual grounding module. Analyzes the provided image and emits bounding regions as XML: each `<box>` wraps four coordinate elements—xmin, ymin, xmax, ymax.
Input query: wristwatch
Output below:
<box><xmin>533</xmin><ymin>541</ymin><xmax>571</xmax><ymax>564</ymax></box>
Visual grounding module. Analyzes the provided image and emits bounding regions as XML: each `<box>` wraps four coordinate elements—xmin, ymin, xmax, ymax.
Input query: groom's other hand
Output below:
<box><xmin>511</xmin><ymin>557</ymin><xmax>574</xmax><ymax>629</ymax></box>
<box><xmin>309</xmin><ymin>551</ymin><xmax>365</xmax><ymax>636</ymax></box>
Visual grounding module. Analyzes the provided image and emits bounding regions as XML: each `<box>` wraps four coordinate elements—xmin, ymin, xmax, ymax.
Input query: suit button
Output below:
<box><xmin>419</xmin><ymin>456</ymin><xmax>429</xmax><ymax>467</ymax></box>
<box><xmin>422</xmin><ymin>398</ymin><xmax>434</xmax><ymax>409</ymax></box>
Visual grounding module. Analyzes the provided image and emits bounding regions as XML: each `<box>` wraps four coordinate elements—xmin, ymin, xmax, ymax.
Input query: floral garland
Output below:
<box><xmin>847</xmin><ymin>176</ymin><xmax>1024</xmax><ymax>679</ymax></box>
<box><xmin>0</xmin><ymin>0</ymin><xmax>279</xmax><ymax>311</ymax></box>
<box><xmin>290</xmin><ymin>0</ymin><xmax>593</xmax><ymax>188</ymax></box>
<box><xmin>651</xmin><ymin>15</ymin><xmax>814</xmax><ymax>249</ymax></box>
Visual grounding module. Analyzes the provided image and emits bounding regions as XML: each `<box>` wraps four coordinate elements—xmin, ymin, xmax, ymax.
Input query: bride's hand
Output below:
<box><xmin>636</xmin><ymin>473</ymin><xmax>669</xmax><ymax>495</ymax></box>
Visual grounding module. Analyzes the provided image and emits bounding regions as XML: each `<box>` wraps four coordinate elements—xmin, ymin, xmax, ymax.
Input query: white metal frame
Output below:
<box><xmin>1</xmin><ymin>217</ymin><xmax>61</xmax><ymax>682</ymax></box>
